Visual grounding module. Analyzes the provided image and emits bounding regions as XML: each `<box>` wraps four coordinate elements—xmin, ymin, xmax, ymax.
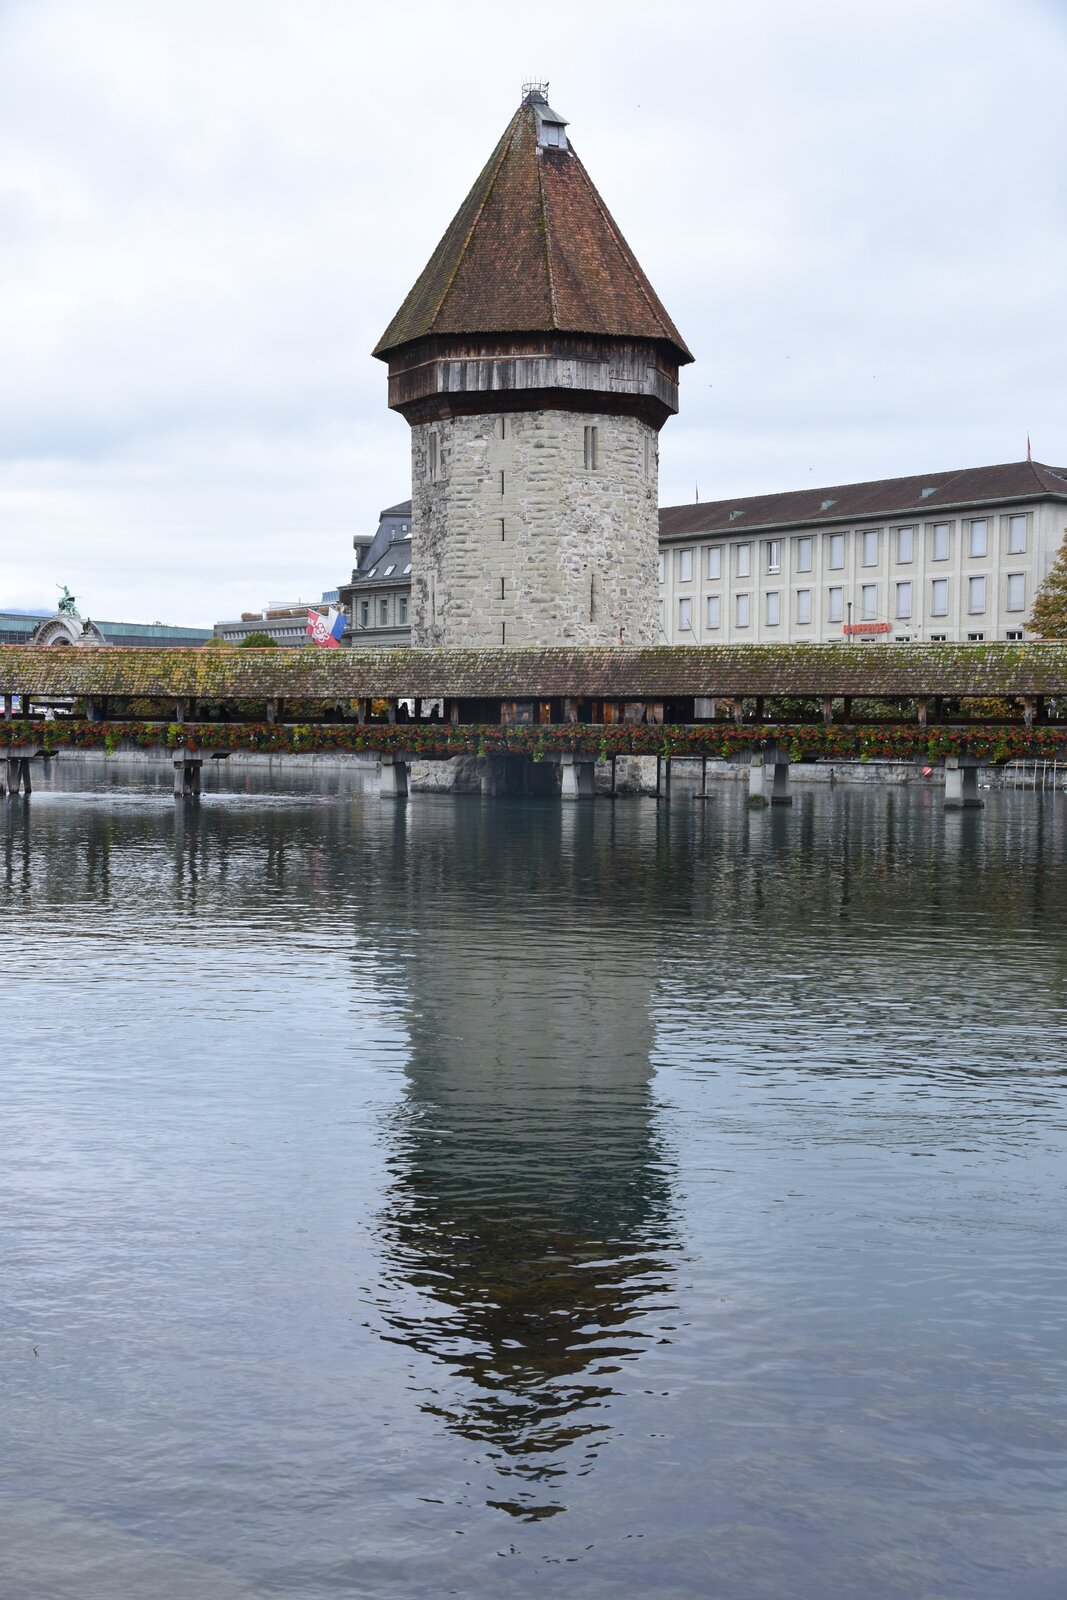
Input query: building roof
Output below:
<box><xmin>374</xmin><ymin>91</ymin><xmax>692</xmax><ymax>364</ymax></box>
<box><xmin>659</xmin><ymin>460</ymin><xmax>1067</xmax><ymax>541</ymax></box>
<box><xmin>5</xmin><ymin>644</ymin><xmax>1067</xmax><ymax>701</ymax></box>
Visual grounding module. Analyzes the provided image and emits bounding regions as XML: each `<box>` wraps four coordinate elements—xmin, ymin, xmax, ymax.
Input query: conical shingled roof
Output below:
<box><xmin>374</xmin><ymin>96</ymin><xmax>693</xmax><ymax>363</ymax></box>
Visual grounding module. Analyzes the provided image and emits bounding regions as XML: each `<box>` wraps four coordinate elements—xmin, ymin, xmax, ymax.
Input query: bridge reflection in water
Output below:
<box><xmin>363</xmin><ymin>805</ymin><xmax>679</xmax><ymax>1521</ymax></box>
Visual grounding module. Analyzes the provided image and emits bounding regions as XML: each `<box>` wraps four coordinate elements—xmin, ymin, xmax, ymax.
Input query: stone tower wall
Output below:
<box><xmin>410</xmin><ymin>409</ymin><xmax>660</xmax><ymax>648</ymax></box>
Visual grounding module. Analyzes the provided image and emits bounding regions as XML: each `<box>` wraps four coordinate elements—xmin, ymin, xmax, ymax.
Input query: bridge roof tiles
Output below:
<box><xmin>5</xmin><ymin>644</ymin><xmax>1067</xmax><ymax>701</ymax></box>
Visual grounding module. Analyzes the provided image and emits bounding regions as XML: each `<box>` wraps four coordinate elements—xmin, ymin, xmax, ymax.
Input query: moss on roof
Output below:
<box><xmin>4</xmin><ymin>643</ymin><xmax>1067</xmax><ymax>700</ymax></box>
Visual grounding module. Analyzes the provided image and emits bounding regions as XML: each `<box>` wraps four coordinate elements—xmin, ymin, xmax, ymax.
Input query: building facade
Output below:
<box><xmin>339</xmin><ymin>501</ymin><xmax>412</xmax><ymax>647</ymax></box>
<box><xmin>657</xmin><ymin>461</ymin><xmax>1067</xmax><ymax>646</ymax></box>
<box><xmin>373</xmin><ymin>85</ymin><xmax>691</xmax><ymax>649</ymax></box>
<box><xmin>340</xmin><ymin>460</ymin><xmax>1067</xmax><ymax>650</ymax></box>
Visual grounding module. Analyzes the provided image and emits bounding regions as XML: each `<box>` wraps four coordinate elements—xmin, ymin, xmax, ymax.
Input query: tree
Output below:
<box><xmin>237</xmin><ymin>631</ymin><xmax>278</xmax><ymax>648</ymax></box>
<box><xmin>1029</xmin><ymin>528</ymin><xmax>1067</xmax><ymax>638</ymax></box>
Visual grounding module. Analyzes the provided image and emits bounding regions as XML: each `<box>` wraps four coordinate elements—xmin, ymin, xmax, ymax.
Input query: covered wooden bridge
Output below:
<box><xmin>3</xmin><ymin>642</ymin><xmax>1067</xmax><ymax>805</ymax></box>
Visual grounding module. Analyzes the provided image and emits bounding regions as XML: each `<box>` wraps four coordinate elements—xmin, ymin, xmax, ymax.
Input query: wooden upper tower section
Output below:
<box><xmin>374</xmin><ymin>85</ymin><xmax>693</xmax><ymax>430</ymax></box>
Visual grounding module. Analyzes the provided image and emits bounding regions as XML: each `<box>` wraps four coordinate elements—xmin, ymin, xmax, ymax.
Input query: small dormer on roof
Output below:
<box><xmin>522</xmin><ymin>81</ymin><xmax>568</xmax><ymax>149</ymax></box>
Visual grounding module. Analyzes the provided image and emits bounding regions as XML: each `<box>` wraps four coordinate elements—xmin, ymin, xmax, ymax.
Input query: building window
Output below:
<box><xmin>897</xmin><ymin>526</ymin><xmax>914</xmax><ymax>563</ymax></box>
<box><xmin>706</xmin><ymin>595</ymin><xmax>721</xmax><ymax>629</ymax></box>
<box><xmin>765</xmin><ymin>591</ymin><xmax>780</xmax><ymax>625</ymax></box>
<box><xmin>678</xmin><ymin>597</ymin><xmax>692</xmax><ymax>632</ymax></box>
<box><xmin>931</xmin><ymin>523</ymin><xmax>950</xmax><ymax>560</ymax></box>
<box><xmin>828</xmin><ymin>533</ymin><xmax>845</xmax><ymax>570</ymax></box>
<box><xmin>931</xmin><ymin>578</ymin><xmax>948</xmax><ymax>616</ymax></box>
<box><xmin>736</xmin><ymin>543</ymin><xmax>751</xmax><ymax>579</ymax></box>
<box><xmin>796</xmin><ymin>588</ymin><xmax>812</xmax><ymax>624</ymax></box>
<box><xmin>1006</xmin><ymin>629</ymin><xmax>1023</xmax><ymax>641</ymax></box>
<box><xmin>398</xmin><ymin>597</ymin><xmax>408</xmax><ymax>625</ymax></box>
<box><xmin>428</xmin><ymin>432</ymin><xmax>439</xmax><ymax>481</ymax></box>
<box><xmin>736</xmin><ymin>593</ymin><xmax>751</xmax><ymax>627</ymax></box>
<box><xmin>658</xmin><ymin>552</ymin><xmax>665</xmax><ymax>582</ymax></box>
<box><xmin>1007</xmin><ymin>514</ymin><xmax>1027</xmax><ymax>554</ymax></box>
<box><xmin>379</xmin><ymin>598</ymin><xmax>389</xmax><ymax>626</ymax></box>
<box><xmin>644</xmin><ymin>434</ymin><xmax>652</xmax><ymax>477</ymax></box>
<box><xmin>861</xmin><ymin>583</ymin><xmax>877</xmax><ymax>620</ymax></box>
<box><xmin>827</xmin><ymin>586</ymin><xmax>843</xmax><ymax>623</ymax></box>
<box><xmin>968</xmin><ymin>631</ymin><xmax>985</xmax><ymax>641</ymax></box>
<box><xmin>795</xmin><ymin>536</ymin><xmax>813</xmax><ymax>572</ymax></box>
<box><xmin>862</xmin><ymin>530</ymin><xmax>879</xmax><ymax>567</ymax></box>
<box><xmin>930</xmin><ymin>634</ymin><xmax>947</xmax><ymax>642</ymax></box>
<box><xmin>678</xmin><ymin>548</ymin><xmax>693</xmax><ymax>582</ymax></box>
<box><xmin>896</xmin><ymin>581</ymin><xmax>912</xmax><ymax>619</ymax></box>
<box><xmin>969</xmin><ymin>575</ymin><xmax>986</xmax><ymax>613</ymax></box>
<box><xmin>968</xmin><ymin>519</ymin><xmax>988</xmax><ymax>558</ymax></box>
<box><xmin>1006</xmin><ymin>573</ymin><xmax>1025</xmax><ymax>611</ymax></box>
<box><xmin>359</xmin><ymin>600</ymin><xmax>369</xmax><ymax>627</ymax></box>
<box><xmin>705</xmin><ymin>545</ymin><xmax>721</xmax><ymax>580</ymax></box>
<box><xmin>584</xmin><ymin>425</ymin><xmax>599</xmax><ymax>469</ymax></box>
<box><xmin>766</xmin><ymin>540</ymin><xmax>782</xmax><ymax>574</ymax></box>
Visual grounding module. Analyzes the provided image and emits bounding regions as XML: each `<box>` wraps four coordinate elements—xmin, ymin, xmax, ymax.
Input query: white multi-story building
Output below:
<box><xmin>658</xmin><ymin>460</ymin><xmax>1067</xmax><ymax>645</ymax></box>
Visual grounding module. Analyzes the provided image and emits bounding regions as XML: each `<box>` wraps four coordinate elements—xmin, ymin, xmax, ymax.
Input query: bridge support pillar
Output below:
<box><xmin>5</xmin><ymin>756</ymin><xmax>32</xmax><ymax>796</ymax></box>
<box><xmin>944</xmin><ymin>757</ymin><xmax>983</xmax><ymax>810</ymax></box>
<box><xmin>561</xmin><ymin>754</ymin><xmax>595</xmax><ymax>800</ymax></box>
<box><xmin>173</xmin><ymin>757</ymin><xmax>201</xmax><ymax>798</ymax></box>
<box><xmin>480</xmin><ymin>755</ymin><xmax>503</xmax><ymax>797</ymax></box>
<box><xmin>379</xmin><ymin>755</ymin><xmax>408</xmax><ymax>799</ymax></box>
<box><xmin>768</xmin><ymin>754</ymin><xmax>792</xmax><ymax>806</ymax></box>
<box><xmin>747</xmin><ymin>754</ymin><xmax>766</xmax><ymax>807</ymax></box>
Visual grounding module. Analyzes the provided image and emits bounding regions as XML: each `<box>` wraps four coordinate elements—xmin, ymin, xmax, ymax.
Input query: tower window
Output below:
<box><xmin>428</xmin><ymin>433</ymin><xmax>439</xmax><ymax>481</ymax></box>
<box><xmin>584</xmin><ymin>426</ymin><xmax>599</xmax><ymax>470</ymax></box>
<box><xmin>499</xmin><ymin>518</ymin><xmax>506</xmax><ymax>542</ymax></box>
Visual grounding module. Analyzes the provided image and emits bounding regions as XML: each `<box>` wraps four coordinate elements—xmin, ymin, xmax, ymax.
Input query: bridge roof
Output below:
<box><xmin>5</xmin><ymin>644</ymin><xmax>1067</xmax><ymax>700</ymax></box>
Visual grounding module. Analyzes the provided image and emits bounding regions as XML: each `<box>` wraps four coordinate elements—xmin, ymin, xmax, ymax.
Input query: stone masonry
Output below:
<box><xmin>410</xmin><ymin>409</ymin><xmax>660</xmax><ymax>648</ymax></box>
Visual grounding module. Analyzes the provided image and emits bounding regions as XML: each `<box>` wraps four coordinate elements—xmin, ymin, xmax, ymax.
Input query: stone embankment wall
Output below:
<box><xmin>410</xmin><ymin>409</ymin><xmax>659</xmax><ymax>648</ymax></box>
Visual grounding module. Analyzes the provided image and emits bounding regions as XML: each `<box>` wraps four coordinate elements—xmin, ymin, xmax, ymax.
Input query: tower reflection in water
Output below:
<box><xmin>367</xmin><ymin>804</ymin><xmax>678</xmax><ymax>1522</ymax></box>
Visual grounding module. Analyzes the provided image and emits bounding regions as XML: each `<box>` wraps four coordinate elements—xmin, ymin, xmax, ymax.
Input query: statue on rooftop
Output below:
<box><xmin>56</xmin><ymin>585</ymin><xmax>79</xmax><ymax>617</ymax></box>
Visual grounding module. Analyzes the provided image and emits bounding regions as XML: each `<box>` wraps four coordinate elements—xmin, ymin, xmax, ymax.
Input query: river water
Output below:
<box><xmin>2</xmin><ymin>762</ymin><xmax>1065</xmax><ymax>1598</ymax></box>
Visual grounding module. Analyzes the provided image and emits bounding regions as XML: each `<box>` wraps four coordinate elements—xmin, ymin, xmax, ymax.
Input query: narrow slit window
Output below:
<box><xmin>584</xmin><ymin>425</ymin><xmax>599</xmax><ymax>470</ymax></box>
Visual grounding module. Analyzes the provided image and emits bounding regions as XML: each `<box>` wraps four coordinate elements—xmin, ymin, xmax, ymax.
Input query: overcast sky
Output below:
<box><xmin>2</xmin><ymin>0</ymin><xmax>1065</xmax><ymax>626</ymax></box>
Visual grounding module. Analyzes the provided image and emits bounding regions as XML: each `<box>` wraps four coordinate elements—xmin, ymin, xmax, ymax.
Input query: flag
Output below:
<box><xmin>306</xmin><ymin>607</ymin><xmax>345</xmax><ymax>647</ymax></box>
